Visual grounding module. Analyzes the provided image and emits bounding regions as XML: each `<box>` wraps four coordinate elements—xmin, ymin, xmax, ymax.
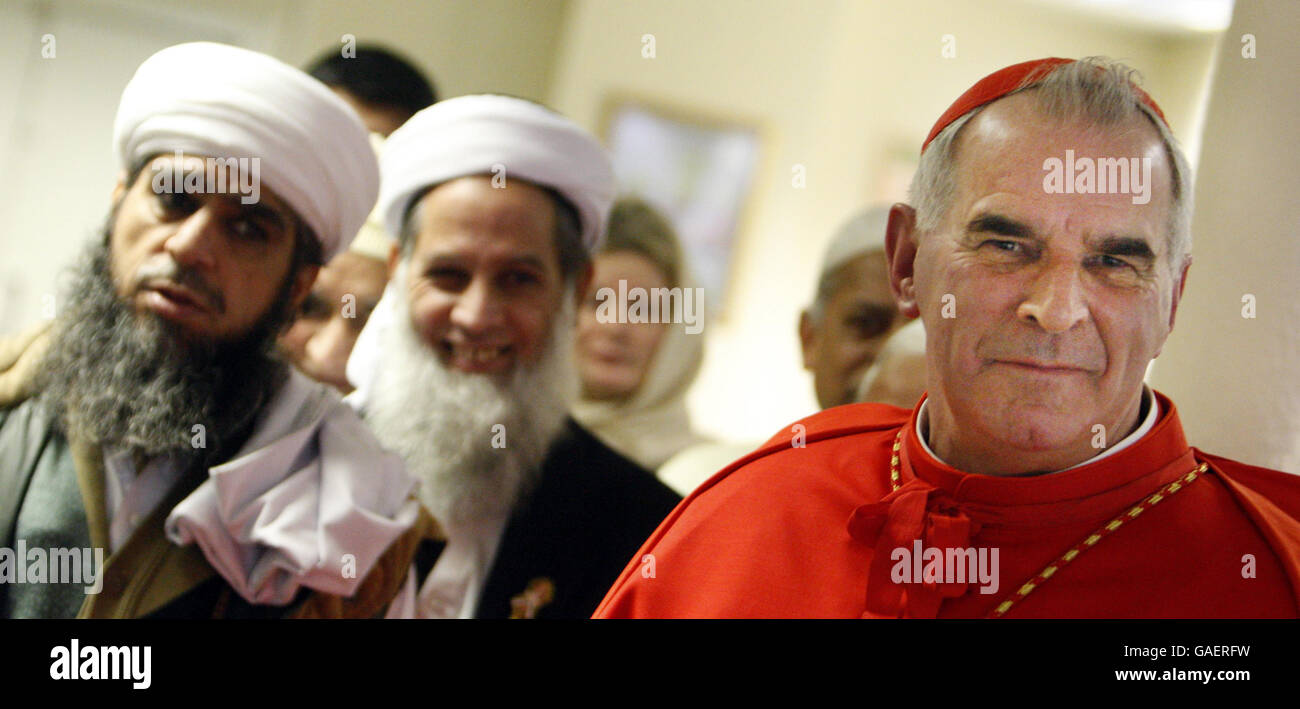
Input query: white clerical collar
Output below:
<box><xmin>915</xmin><ymin>385</ymin><xmax>1159</xmax><ymax>474</ymax></box>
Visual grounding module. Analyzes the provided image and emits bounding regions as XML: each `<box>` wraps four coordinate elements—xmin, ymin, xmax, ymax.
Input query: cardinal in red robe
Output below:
<box><xmin>594</xmin><ymin>58</ymin><xmax>1300</xmax><ymax>619</ymax></box>
<box><xmin>595</xmin><ymin>391</ymin><xmax>1300</xmax><ymax>618</ymax></box>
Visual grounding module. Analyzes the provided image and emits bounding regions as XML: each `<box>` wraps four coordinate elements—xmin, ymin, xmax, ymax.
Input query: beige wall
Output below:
<box><xmin>272</xmin><ymin>0</ymin><xmax>567</xmax><ymax>101</ymax></box>
<box><xmin>548</xmin><ymin>0</ymin><xmax>1220</xmax><ymax>442</ymax></box>
<box><xmin>1150</xmin><ymin>0</ymin><xmax>1300</xmax><ymax>474</ymax></box>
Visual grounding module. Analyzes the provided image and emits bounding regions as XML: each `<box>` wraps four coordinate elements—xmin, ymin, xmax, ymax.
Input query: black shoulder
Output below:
<box><xmin>476</xmin><ymin>420</ymin><xmax>682</xmax><ymax>618</ymax></box>
<box><xmin>545</xmin><ymin>419</ymin><xmax>682</xmax><ymax>512</ymax></box>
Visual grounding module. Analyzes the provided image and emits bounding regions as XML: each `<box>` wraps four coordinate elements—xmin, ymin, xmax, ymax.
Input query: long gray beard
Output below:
<box><xmin>364</xmin><ymin>270</ymin><xmax>578</xmax><ymax>527</ymax></box>
<box><xmin>37</xmin><ymin>238</ymin><xmax>289</xmax><ymax>465</ymax></box>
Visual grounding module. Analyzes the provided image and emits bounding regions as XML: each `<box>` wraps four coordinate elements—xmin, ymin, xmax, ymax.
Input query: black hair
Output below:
<box><xmin>306</xmin><ymin>44</ymin><xmax>437</xmax><ymax>119</ymax></box>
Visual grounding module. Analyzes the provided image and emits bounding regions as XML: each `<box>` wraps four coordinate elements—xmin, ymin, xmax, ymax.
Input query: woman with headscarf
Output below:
<box><xmin>573</xmin><ymin>198</ymin><xmax>708</xmax><ymax>479</ymax></box>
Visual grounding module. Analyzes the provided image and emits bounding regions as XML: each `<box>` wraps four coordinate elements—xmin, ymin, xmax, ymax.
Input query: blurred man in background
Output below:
<box><xmin>281</xmin><ymin>45</ymin><xmax>440</xmax><ymax>392</ymax></box>
<box><xmin>306</xmin><ymin>44</ymin><xmax>437</xmax><ymax>137</ymax></box>
<box><xmin>799</xmin><ymin>206</ymin><xmax>907</xmax><ymax>409</ymax></box>
<box><xmin>278</xmin><ymin>216</ymin><xmax>391</xmax><ymax>394</ymax></box>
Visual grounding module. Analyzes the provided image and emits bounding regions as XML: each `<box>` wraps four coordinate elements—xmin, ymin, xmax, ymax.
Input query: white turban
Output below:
<box><xmin>377</xmin><ymin>94</ymin><xmax>616</xmax><ymax>252</ymax></box>
<box><xmin>113</xmin><ymin>42</ymin><xmax>378</xmax><ymax>261</ymax></box>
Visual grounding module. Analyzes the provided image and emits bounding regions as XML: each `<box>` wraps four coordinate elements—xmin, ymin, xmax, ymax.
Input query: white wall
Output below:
<box><xmin>0</xmin><ymin>0</ymin><xmax>258</xmax><ymax>335</ymax></box>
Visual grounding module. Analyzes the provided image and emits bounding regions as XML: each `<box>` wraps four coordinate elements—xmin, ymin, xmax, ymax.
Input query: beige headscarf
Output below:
<box><xmin>573</xmin><ymin>292</ymin><xmax>706</xmax><ymax>470</ymax></box>
<box><xmin>572</xmin><ymin>199</ymin><xmax>706</xmax><ymax>470</ymax></box>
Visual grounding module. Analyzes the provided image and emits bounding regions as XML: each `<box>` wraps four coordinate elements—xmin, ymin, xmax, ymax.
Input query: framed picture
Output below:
<box><xmin>600</xmin><ymin>95</ymin><xmax>762</xmax><ymax>317</ymax></box>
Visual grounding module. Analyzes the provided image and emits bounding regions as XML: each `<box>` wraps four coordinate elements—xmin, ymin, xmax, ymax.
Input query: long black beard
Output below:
<box><xmin>37</xmin><ymin>237</ymin><xmax>294</xmax><ymax>466</ymax></box>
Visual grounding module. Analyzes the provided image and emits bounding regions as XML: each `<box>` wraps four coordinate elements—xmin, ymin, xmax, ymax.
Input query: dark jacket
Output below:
<box><xmin>474</xmin><ymin>419</ymin><xmax>681</xmax><ymax>619</ymax></box>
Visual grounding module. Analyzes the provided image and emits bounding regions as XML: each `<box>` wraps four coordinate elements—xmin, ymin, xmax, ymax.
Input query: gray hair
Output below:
<box><xmin>908</xmin><ymin>57</ymin><xmax>1194</xmax><ymax>269</ymax></box>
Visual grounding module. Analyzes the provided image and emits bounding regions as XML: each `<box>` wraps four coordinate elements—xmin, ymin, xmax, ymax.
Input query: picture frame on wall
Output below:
<box><xmin>600</xmin><ymin>95</ymin><xmax>762</xmax><ymax>318</ymax></box>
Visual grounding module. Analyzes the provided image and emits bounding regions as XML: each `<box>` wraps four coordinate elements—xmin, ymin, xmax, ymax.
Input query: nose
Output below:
<box><xmin>163</xmin><ymin>206</ymin><xmax>220</xmax><ymax>271</ymax></box>
<box><xmin>304</xmin><ymin>316</ymin><xmax>358</xmax><ymax>389</ymax></box>
<box><xmin>449</xmin><ymin>275</ymin><xmax>504</xmax><ymax>335</ymax></box>
<box><xmin>1016</xmin><ymin>261</ymin><xmax>1089</xmax><ymax>333</ymax></box>
<box><xmin>595</xmin><ymin>316</ymin><xmax>634</xmax><ymax>343</ymax></box>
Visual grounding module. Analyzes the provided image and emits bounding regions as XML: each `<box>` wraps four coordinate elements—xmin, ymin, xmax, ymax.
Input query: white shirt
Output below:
<box><xmin>412</xmin><ymin>513</ymin><xmax>511</xmax><ymax>619</ymax></box>
<box><xmin>103</xmin><ymin>449</ymin><xmax>187</xmax><ymax>554</ymax></box>
<box><xmin>915</xmin><ymin>385</ymin><xmax>1159</xmax><ymax>473</ymax></box>
<box><xmin>99</xmin><ymin>369</ymin><xmax>419</xmax><ymax>607</ymax></box>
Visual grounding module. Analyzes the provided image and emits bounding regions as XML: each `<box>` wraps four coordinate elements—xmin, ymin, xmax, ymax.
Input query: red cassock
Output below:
<box><xmin>594</xmin><ymin>391</ymin><xmax>1300</xmax><ymax>618</ymax></box>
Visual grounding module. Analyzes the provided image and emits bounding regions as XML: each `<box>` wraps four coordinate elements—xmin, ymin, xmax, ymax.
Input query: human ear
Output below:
<box><xmin>885</xmin><ymin>203</ymin><xmax>921</xmax><ymax>319</ymax></box>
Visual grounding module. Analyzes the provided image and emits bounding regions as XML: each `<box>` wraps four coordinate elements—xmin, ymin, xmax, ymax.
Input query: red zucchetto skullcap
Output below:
<box><xmin>920</xmin><ymin>57</ymin><xmax>1170</xmax><ymax>154</ymax></box>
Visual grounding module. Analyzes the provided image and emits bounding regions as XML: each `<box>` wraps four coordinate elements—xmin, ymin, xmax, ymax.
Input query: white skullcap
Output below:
<box><xmin>377</xmin><ymin>94</ymin><xmax>616</xmax><ymax>252</ymax></box>
<box><xmin>113</xmin><ymin>42</ymin><xmax>379</xmax><ymax>261</ymax></box>
<box><xmin>819</xmin><ymin>205</ymin><xmax>892</xmax><ymax>281</ymax></box>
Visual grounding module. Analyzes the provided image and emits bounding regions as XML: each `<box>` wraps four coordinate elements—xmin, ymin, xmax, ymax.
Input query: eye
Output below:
<box><xmin>155</xmin><ymin>190</ymin><xmax>197</xmax><ymax>216</ymax></box>
<box><xmin>298</xmin><ymin>294</ymin><xmax>331</xmax><ymax>320</ymax></box>
<box><xmin>1085</xmin><ymin>253</ymin><xmax>1140</xmax><ymax>275</ymax></box>
<box><xmin>502</xmin><ymin>270</ymin><xmax>540</xmax><ymax>288</ymax></box>
<box><xmin>229</xmin><ymin>218</ymin><xmax>270</xmax><ymax>242</ymax></box>
<box><xmin>846</xmin><ymin>312</ymin><xmax>894</xmax><ymax>339</ymax></box>
<box><xmin>977</xmin><ymin>238</ymin><xmax>1040</xmax><ymax>265</ymax></box>
<box><xmin>427</xmin><ymin>266</ymin><xmax>469</xmax><ymax>291</ymax></box>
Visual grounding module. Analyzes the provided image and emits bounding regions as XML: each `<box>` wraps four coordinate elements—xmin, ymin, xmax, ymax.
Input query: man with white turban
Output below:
<box><xmin>0</xmin><ymin>42</ymin><xmax>429</xmax><ymax>618</ymax></box>
<box><xmin>350</xmin><ymin>94</ymin><xmax>681</xmax><ymax>619</ymax></box>
<box><xmin>799</xmin><ymin>206</ymin><xmax>909</xmax><ymax>409</ymax></box>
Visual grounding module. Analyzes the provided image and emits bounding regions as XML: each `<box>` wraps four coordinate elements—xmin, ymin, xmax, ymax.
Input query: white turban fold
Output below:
<box><xmin>377</xmin><ymin>94</ymin><xmax>617</xmax><ymax>252</ymax></box>
<box><xmin>113</xmin><ymin>42</ymin><xmax>379</xmax><ymax>261</ymax></box>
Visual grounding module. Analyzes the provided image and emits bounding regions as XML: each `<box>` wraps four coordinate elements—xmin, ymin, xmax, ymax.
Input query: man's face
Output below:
<box><xmin>800</xmin><ymin>251</ymin><xmax>905</xmax><ymax>409</ymax></box>
<box><xmin>109</xmin><ymin>153</ymin><xmax>315</xmax><ymax>345</ymax></box>
<box><xmin>895</xmin><ymin>93</ymin><xmax>1189</xmax><ymax>471</ymax></box>
<box><xmin>400</xmin><ymin>175</ymin><xmax>568</xmax><ymax>376</ymax></box>
<box><xmin>279</xmin><ymin>251</ymin><xmax>388</xmax><ymax>392</ymax></box>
